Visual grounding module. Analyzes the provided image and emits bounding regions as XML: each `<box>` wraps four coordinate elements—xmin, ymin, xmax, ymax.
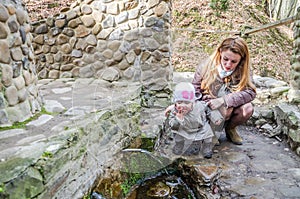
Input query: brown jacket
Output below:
<box><xmin>192</xmin><ymin>63</ymin><xmax>256</xmax><ymax>108</ymax></box>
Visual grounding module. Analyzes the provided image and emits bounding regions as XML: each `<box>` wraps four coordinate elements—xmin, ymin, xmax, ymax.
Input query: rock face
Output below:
<box><xmin>31</xmin><ymin>0</ymin><xmax>172</xmax><ymax>92</ymax></box>
<box><xmin>0</xmin><ymin>75</ymin><xmax>171</xmax><ymax>199</ymax></box>
<box><xmin>0</xmin><ymin>1</ymin><xmax>43</xmax><ymax>126</ymax></box>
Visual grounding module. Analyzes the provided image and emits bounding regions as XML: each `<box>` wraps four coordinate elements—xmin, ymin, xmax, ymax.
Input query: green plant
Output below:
<box><xmin>0</xmin><ymin>183</ymin><xmax>5</xmax><ymax>194</ymax></box>
<box><xmin>82</xmin><ymin>194</ymin><xmax>90</xmax><ymax>199</ymax></box>
<box><xmin>42</xmin><ymin>151</ymin><xmax>53</xmax><ymax>158</ymax></box>
<box><xmin>120</xmin><ymin>173</ymin><xmax>143</xmax><ymax>196</ymax></box>
<box><xmin>209</xmin><ymin>0</ymin><xmax>229</xmax><ymax>16</ymax></box>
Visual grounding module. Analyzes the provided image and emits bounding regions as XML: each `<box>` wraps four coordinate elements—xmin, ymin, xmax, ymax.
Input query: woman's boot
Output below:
<box><xmin>225</xmin><ymin>127</ymin><xmax>243</xmax><ymax>145</ymax></box>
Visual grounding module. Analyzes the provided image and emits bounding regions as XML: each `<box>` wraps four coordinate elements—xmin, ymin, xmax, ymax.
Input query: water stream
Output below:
<box><xmin>89</xmin><ymin>138</ymin><xmax>217</xmax><ymax>199</ymax></box>
<box><xmin>125</xmin><ymin>173</ymin><xmax>198</xmax><ymax>199</ymax></box>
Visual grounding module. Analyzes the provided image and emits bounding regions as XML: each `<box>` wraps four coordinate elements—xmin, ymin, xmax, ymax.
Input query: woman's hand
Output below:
<box><xmin>202</xmin><ymin>94</ymin><xmax>213</xmax><ymax>102</ymax></box>
<box><xmin>207</xmin><ymin>97</ymin><xmax>225</xmax><ymax>110</ymax></box>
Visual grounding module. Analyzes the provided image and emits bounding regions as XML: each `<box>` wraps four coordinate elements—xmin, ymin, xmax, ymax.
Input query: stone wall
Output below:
<box><xmin>0</xmin><ymin>0</ymin><xmax>42</xmax><ymax>126</ymax></box>
<box><xmin>31</xmin><ymin>0</ymin><xmax>172</xmax><ymax>93</ymax></box>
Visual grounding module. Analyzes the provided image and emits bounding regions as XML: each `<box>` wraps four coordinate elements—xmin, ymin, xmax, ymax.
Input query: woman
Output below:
<box><xmin>192</xmin><ymin>36</ymin><xmax>256</xmax><ymax>145</ymax></box>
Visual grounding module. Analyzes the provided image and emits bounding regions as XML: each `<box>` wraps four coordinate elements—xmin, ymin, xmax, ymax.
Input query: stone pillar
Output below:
<box><xmin>288</xmin><ymin>7</ymin><xmax>300</xmax><ymax>104</ymax></box>
<box><xmin>0</xmin><ymin>0</ymin><xmax>42</xmax><ymax>126</ymax></box>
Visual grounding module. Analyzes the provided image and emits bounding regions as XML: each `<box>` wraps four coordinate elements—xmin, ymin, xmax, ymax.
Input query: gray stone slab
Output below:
<box><xmin>0</xmin><ymin>142</ymin><xmax>47</xmax><ymax>182</ymax></box>
<box><xmin>278</xmin><ymin>186</ymin><xmax>300</xmax><ymax>198</ymax></box>
<box><xmin>0</xmin><ymin>129</ymin><xmax>27</xmax><ymax>140</ymax></box>
<box><xmin>26</xmin><ymin>114</ymin><xmax>54</xmax><ymax>127</ymax></box>
<box><xmin>44</xmin><ymin>100</ymin><xmax>65</xmax><ymax>113</ymax></box>
<box><xmin>51</xmin><ymin>87</ymin><xmax>72</xmax><ymax>94</ymax></box>
<box><xmin>64</xmin><ymin>106</ymin><xmax>93</xmax><ymax>116</ymax></box>
<box><xmin>16</xmin><ymin>134</ymin><xmax>46</xmax><ymax>145</ymax></box>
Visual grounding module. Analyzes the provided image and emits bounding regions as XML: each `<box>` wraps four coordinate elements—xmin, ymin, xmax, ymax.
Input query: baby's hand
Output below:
<box><xmin>175</xmin><ymin>109</ymin><xmax>185</xmax><ymax>121</ymax></box>
<box><xmin>164</xmin><ymin>104</ymin><xmax>175</xmax><ymax>117</ymax></box>
<box><xmin>175</xmin><ymin>106</ymin><xmax>190</xmax><ymax>121</ymax></box>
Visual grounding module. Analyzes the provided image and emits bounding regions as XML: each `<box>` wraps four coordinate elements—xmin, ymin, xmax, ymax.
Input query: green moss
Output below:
<box><xmin>121</xmin><ymin>173</ymin><xmax>143</xmax><ymax>196</ymax></box>
<box><xmin>140</xmin><ymin>137</ymin><xmax>156</xmax><ymax>152</ymax></box>
<box><xmin>0</xmin><ymin>107</ymin><xmax>53</xmax><ymax>131</ymax></box>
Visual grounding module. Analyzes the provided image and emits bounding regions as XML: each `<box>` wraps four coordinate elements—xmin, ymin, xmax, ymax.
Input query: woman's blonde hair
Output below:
<box><xmin>201</xmin><ymin>36</ymin><xmax>256</xmax><ymax>96</ymax></box>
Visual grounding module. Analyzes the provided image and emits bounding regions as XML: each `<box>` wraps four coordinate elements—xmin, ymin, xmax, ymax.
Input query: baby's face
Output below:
<box><xmin>175</xmin><ymin>101</ymin><xmax>193</xmax><ymax>112</ymax></box>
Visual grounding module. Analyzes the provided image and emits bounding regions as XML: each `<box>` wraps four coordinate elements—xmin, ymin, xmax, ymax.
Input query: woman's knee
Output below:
<box><xmin>244</xmin><ymin>103</ymin><xmax>254</xmax><ymax>117</ymax></box>
<box><xmin>237</xmin><ymin>103</ymin><xmax>254</xmax><ymax>119</ymax></box>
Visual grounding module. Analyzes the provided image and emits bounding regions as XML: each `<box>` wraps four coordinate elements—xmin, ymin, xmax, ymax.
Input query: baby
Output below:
<box><xmin>164</xmin><ymin>82</ymin><xmax>223</xmax><ymax>159</ymax></box>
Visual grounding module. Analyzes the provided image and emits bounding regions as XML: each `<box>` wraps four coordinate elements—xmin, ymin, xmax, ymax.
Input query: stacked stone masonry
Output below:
<box><xmin>0</xmin><ymin>0</ymin><xmax>42</xmax><ymax>126</ymax></box>
<box><xmin>31</xmin><ymin>0</ymin><xmax>172</xmax><ymax>88</ymax></box>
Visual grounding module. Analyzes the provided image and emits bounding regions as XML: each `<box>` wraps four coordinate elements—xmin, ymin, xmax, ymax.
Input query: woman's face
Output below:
<box><xmin>220</xmin><ymin>49</ymin><xmax>241</xmax><ymax>72</ymax></box>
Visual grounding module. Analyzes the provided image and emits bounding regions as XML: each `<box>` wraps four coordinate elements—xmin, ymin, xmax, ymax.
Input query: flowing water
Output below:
<box><xmin>125</xmin><ymin>174</ymin><xmax>198</xmax><ymax>199</ymax></box>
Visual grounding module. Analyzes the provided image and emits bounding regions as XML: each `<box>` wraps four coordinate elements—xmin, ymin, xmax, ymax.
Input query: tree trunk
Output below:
<box><xmin>268</xmin><ymin>0</ymin><xmax>300</xmax><ymax>20</ymax></box>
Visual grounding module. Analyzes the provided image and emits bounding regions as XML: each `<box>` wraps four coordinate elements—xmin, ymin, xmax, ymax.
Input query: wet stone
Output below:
<box><xmin>193</xmin><ymin>165</ymin><xmax>220</xmax><ymax>185</ymax></box>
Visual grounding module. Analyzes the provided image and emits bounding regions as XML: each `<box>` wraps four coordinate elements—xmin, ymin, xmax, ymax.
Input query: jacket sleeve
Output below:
<box><xmin>167</xmin><ymin>108</ymin><xmax>181</xmax><ymax>130</ymax></box>
<box><xmin>223</xmin><ymin>88</ymin><xmax>256</xmax><ymax>108</ymax></box>
<box><xmin>192</xmin><ymin>64</ymin><xmax>204</xmax><ymax>97</ymax></box>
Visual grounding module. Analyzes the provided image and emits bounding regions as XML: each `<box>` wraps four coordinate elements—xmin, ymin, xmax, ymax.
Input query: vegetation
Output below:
<box><xmin>120</xmin><ymin>172</ymin><xmax>143</xmax><ymax>196</ymax></box>
<box><xmin>41</xmin><ymin>151</ymin><xmax>53</xmax><ymax>158</ymax></box>
<box><xmin>171</xmin><ymin>0</ymin><xmax>293</xmax><ymax>80</ymax></box>
<box><xmin>209</xmin><ymin>0</ymin><xmax>230</xmax><ymax>16</ymax></box>
<box><xmin>0</xmin><ymin>107</ymin><xmax>53</xmax><ymax>131</ymax></box>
